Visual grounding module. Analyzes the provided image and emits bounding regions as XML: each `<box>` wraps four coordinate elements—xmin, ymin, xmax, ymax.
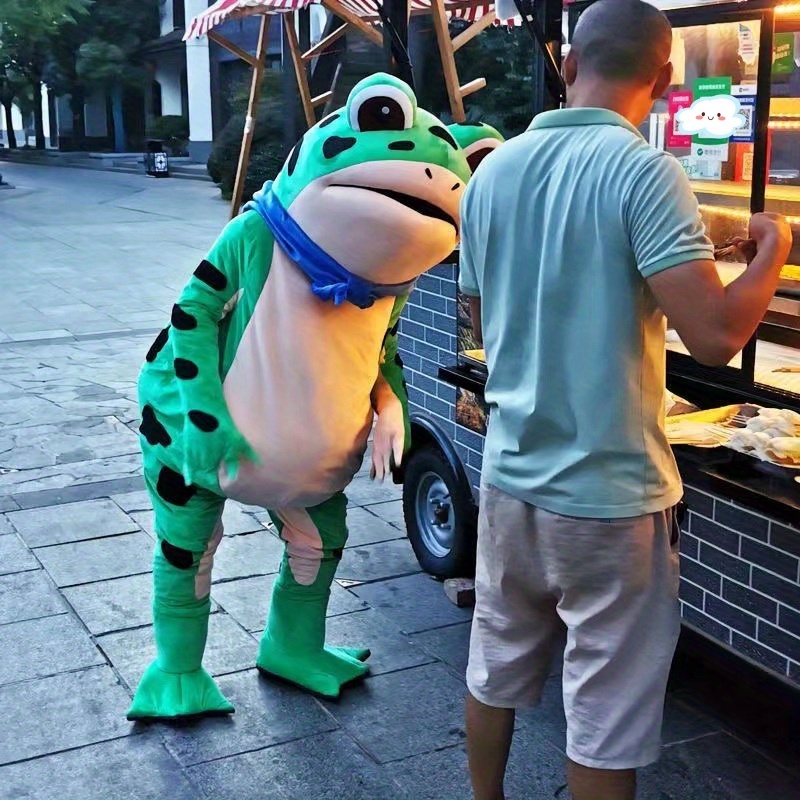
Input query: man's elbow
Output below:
<box><xmin>685</xmin><ymin>334</ymin><xmax>743</xmax><ymax>367</ymax></box>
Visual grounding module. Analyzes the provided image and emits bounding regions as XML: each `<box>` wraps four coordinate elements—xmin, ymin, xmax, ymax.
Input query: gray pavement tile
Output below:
<box><xmin>212</xmin><ymin>574</ymin><xmax>367</xmax><ymax>633</ymax></box>
<box><xmin>34</xmin><ymin>531</ymin><xmax>153</xmax><ymax>587</ymax></box>
<box><xmin>0</xmin><ymin>613</ymin><xmax>104</xmax><ymax>686</ymax></box>
<box><xmin>661</xmin><ymin>696</ymin><xmax>723</xmax><ymax>746</ymax></box>
<box><xmin>345</xmin><ymin>506</ymin><xmax>406</xmax><ymax>548</ymax></box>
<box><xmin>187</xmin><ymin>730</ymin><xmax>409</xmax><ymax>800</ymax></box>
<box><xmin>10</xmin><ymin>475</ymin><xmax>146</xmax><ymax>510</ymax></box>
<box><xmin>0</xmin><ymin>515</ymin><xmax>12</xmax><ymax>535</ymax></box>
<box><xmin>7</xmin><ymin>498</ymin><xmax>138</xmax><ymax>547</ymax></box>
<box><xmin>98</xmin><ymin>613</ymin><xmax>258</xmax><ymax>692</ymax></box>
<box><xmin>110</xmin><ymin>489</ymin><xmax>153</xmax><ymax>513</ymax></box>
<box><xmin>213</xmin><ymin>530</ymin><xmax>284</xmax><ymax>584</ymax></box>
<box><xmin>62</xmin><ymin>572</ymin><xmax>154</xmax><ymax>635</ymax></box>
<box><xmin>0</xmin><ymin>665</ymin><xmax>133</xmax><ymax>765</ymax></box>
<box><xmin>412</xmin><ymin>621</ymin><xmax>472</xmax><ymax>677</ymax></box>
<box><xmin>222</xmin><ymin>503</ymin><xmax>266</xmax><ymax>535</ymax></box>
<box><xmin>639</xmin><ymin>731</ymin><xmax>800</xmax><ymax>799</ymax></box>
<box><xmin>131</xmin><ymin>509</ymin><xmax>156</xmax><ymax>538</ymax></box>
<box><xmin>0</xmin><ymin>533</ymin><xmax>38</xmax><ymax>575</ymax></box>
<box><xmin>0</xmin><ymin>495</ymin><xmax>19</xmax><ymax>512</ymax></box>
<box><xmin>0</xmin><ymin>732</ymin><xmax>201</xmax><ymax>800</ymax></box>
<box><xmin>346</xmin><ymin>475</ymin><xmax>403</xmax><ymax>508</ymax></box>
<box><xmin>323</xmin><ymin>608</ymin><xmax>436</xmax><ymax>677</ymax></box>
<box><xmin>351</xmin><ymin>573</ymin><xmax>472</xmax><ymax>634</ymax></box>
<box><xmin>320</xmin><ymin>662</ymin><xmax>467</xmax><ymax>763</ymax></box>
<box><xmin>158</xmin><ymin>669</ymin><xmax>338</xmax><ymax>767</ymax></box>
<box><xmin>387</xmin><ymin>738</ymin><xmax>567</xmax><ymax>800</ymax></box>
<box><xmin>0</xmin><ymin>569</ymin><xmax>67</xmax><ymax>626</ymax></box>
<box><xmin>337</xmin><ymin>538</ymin><xmax>421</xmax><ymax>585</ymax></box>
<box><xmin>362</xmin><ymin>498</ymin><xmax>406</xmax><ymax>530</ymax></box>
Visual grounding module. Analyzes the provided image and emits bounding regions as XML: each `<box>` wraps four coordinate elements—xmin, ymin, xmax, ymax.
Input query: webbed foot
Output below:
<box><xmin>126</xmin><ymin>661</ymin><xmax>234</xmax><ymax>721</ymax></box>
<box><xmin>256</xmin><ymin>637</ymin><xmax>370</xmax><ymax>698</ymax></box>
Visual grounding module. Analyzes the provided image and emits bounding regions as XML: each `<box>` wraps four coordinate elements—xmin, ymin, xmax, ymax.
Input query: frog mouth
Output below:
<box><xmin>330</xmin><ymin>184</ymin><xmax>458</xmax><ymax>233</ymax></box>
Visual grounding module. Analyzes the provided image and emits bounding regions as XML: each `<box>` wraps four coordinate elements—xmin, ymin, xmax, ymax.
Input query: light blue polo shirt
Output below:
<box><xmin>459</xmin><ymin>108</ymin><xmax>714</xmax><ymax>518</ymax></box>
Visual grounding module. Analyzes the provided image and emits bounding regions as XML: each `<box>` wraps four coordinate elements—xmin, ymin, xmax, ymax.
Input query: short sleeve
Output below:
<box><xmin>626</xmin><ymin>153</ymin><xmax>714</xmax><ymax>278</ymax></box>
<box><xmin>458</xmin><ymin>183</ymin><xmax>481</xmax><ymax>297</ymax></box>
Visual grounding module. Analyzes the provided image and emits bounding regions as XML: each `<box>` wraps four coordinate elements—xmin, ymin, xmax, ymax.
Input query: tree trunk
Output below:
<box><xmin>111</xmin><ymin>84</ymin><xmax>125</xmax><ymax>152</ymax></box>
<box><xmin>32</xmin><ymin>80</ymin><xmax>46</xmax><ymax>149</ymax></box>
<box><xmin>70</xmin><ymin>89</ymin><xmax>86</xmax><ymax>150</ymax></box>
<box><xmin>2</xmin><ymin>102</ymin><xmax>18</xmax><ymax>149</ymax></box>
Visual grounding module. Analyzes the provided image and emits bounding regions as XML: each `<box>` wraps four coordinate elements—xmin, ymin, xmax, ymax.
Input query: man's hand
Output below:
<box><xmin>371</xmin><ymin>402</ymin><xmax>405</xmax><ymax>482</ymax></box>
<box><xmin>747</xmin><ymin>211</ymin><xmax>793</xmax><ymax>265</ymax></box>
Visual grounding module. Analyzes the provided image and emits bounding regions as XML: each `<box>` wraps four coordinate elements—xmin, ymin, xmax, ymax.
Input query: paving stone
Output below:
<box><xmin>0</xmin><ymin>495</ymin><xmax>19</xmax><ymax>512</ymax></box>
<box><xmin>345</xmin><ymin>506</ymin><xmax>406</xmax><ymax>547</ymax></box>
<box><xmin>160</xmin><ymin>669</ymin><xmax>338</xmax><ymax>767</ymax></box>
<box><xmin>131</xmin><ymin>509</ymin><xmax>156</xmax><ymax>538</ymax></box>
<box><xmin>213</xmin><ymin>530</ymin><xmax>284</xmax><ymax>583</ymax></box>
<box><xmin>0</xmin><ymin>569</ymin><xmax>67</xmax><ymax>625</ymax></box>
<box><xmin>0</xmin><ymin>514</ymin><xmax>12</xmax><ymax>535</ymax></box>
<box><xmin>110</xmin><ymin>489</ymin><xmax>152</xmax><ymax>513</ymax></box>
<box><xmin>639</xmin><ymin>731</ymin><xmax>800</xmax><ymax>799</ymax></box>
<box><xmin>0</xmin><ymin>732</ymin><xmax>201</xmax><ymax>800</ymax></box>
<box><xmin>62</xmin><ymin>573</ymin><xmax>155</xmax><ymax>635</ymax></box>
<box><xmin>34</xmin><ymin>531</ymin><xmax>153</xmax><ymax>587</ymax></box>
<box><xmin>362</xmin><ymin>499</ymin><xmax>406</xmax><ymax>530</ymax></box>
<box><xmin>352</xmin><ymin>573</ymin><xmax>472</xmax><ymax>634</ymax></box>
<box><xmin>187</xmin><ymin>730</ymin><xmax>409</xmax><ymax>800</ymax></box>
<box><xmin>660</xmin><ymin>696</ymin><xmax>722</xmax><ymax>746</ymax></box>
<box><xmin>387</xmin><ymin>738</ymin><xmax>566</xmax><ymax>800</ymax></box>
<box><xmin>212</xmin><ymin>574</ymin><xmax>366</xmax><ymax>633</ymax></box>
<box><xmin>320</xmin><ymin>662</ymin><xmax>467</xmax><ymax>763</ymax></box>
<box><xmin>0</xmin><ymin>533</ymin><xmax>38</xmax><ymax>575</ymax></box>
<box><xmin>412</xmin><ymin>621</ymin><xmax>472</xmax><ymax>676</ymax></box>
<box><xmin>6</xmin><ymin>498</ymin><xmax>139</xmax><ymax>547</ymax></box>
<box><xmin>222</xmin><ymin>503</ymin><xmax>266</xmax><ymax>535</ymax></box>
<box><xmin>0</xmin><ymin>666</ymin><xmax>133</xmax><ymax>765</ymax></box>
<box><xmin>337</xmin><ymin>538</ymin><xmax>422</xmax><ymax>584</ymax></box>
<box><xmin>0</xmin><ymin>613</ymin><xmax>104</xmax><ymax>686</ymax></box>
<box><xmin>346</xmin><ymin>475</ymin><xmax>403</xmax><ymax>508</ymax></box>
<box><xmin>97</xmin><ymin>613</ymin><xmax>257</xmax><ymax>692</ymax></box>
<box><xmin>323</xmin><ymin>609</ymin><xmax>436</xmax><ymax>676</ymax></box>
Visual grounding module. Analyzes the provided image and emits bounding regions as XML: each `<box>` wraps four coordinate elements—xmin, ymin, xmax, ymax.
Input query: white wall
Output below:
<box><xmin>160</xmin><ymin>0</ymin><xmax>174</xmax><ymax>37</ymax></box>
<box><xmin>184</xmin><ymin>0</ymin><xmax>213</xmax><ymax>155</ymax></box>
<box><xmin>155</xmin><ymin>62</ymin><xmax>184</xmax><ymax>116</ymax></box>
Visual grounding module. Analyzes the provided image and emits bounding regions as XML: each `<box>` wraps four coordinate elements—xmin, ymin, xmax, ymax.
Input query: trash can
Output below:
<box><xmin>144</xmin><ymin>139</ymin><xmax>170</xmax><ymax>178</ymax></box>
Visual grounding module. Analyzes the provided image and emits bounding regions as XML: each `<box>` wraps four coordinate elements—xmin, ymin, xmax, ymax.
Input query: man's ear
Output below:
<box><xmin>563</xmin><ymin>49</ymin><xmax>578</xmax><ymax>87</ymax></box>
<box><xmin>652</xmin><ymin>61</ymin><xmax>673</xmax><ymax>99</ymax></box>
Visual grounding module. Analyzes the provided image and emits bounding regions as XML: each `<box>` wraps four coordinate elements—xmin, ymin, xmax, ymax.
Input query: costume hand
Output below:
<box><xmin>182</xmin><ymin>416</ymin><xmax>260</xmax><ymax>485</ymax></box>
<box><xmin>371</xmin><ymin>403</ymin><xmax>405</xmax><ymax>482</ymax></box>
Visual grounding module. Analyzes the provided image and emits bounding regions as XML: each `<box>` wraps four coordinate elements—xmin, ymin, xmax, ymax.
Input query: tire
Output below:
<box><xmin>403</xmin><ymin>445</ymin><xmax>477</xmax><ymax>579</ymax></box>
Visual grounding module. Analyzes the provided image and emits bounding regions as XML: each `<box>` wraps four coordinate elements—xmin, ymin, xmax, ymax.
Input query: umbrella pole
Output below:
<box><xmin>230</xmin><ymin>13</ymin><xmax>272</xmax><ymax>220</ymax></box>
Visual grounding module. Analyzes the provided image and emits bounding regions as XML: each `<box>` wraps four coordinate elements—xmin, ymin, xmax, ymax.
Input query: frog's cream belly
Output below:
<box><xmin>219</xmin><ymin>247</ymin><xmax>395</xmax><ymax>508</ymax></box>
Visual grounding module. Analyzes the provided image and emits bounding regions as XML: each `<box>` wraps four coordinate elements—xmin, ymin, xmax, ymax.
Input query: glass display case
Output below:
<box><xmin>633</xmin><ymin>0</ymin><xmax>800</xmax><ymax>408</ymax></box>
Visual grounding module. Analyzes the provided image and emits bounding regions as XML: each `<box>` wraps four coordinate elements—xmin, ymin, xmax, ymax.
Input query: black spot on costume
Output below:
<box><xmin>171</xmin><ymin>304</ymin><xmax>198</xmax><ymax>331</ymax></box>
<box><xmin>140</xmin><ymin>405</ymin><xmax>172</xmax><ymax>447</ymax></box>
<box><xmin>146</xmin><ymin>327</ymin><xmax>170</xmax><ymax>363</ymax></box>
<box><xmin>175</xmin><ymin>358</ymin><xmax>199</xmax><ymax>380</ymax></box>
<box><xmin>429</xmin><ymin>125</ymin><xmax>458</xmax><ymax>149</ymax></box>
<box><xmin>323</xmin><ymin>136</ymin><xmax>357</xmax><ymax>159</ymax></box>
<box><xmin>161</xmin><ymin>540</ymin><xmax>194</xmax><ymax>570</ymax></box>
<box><xmin>189</xmin><ymin>410</ymin><xmax>220</xmax><ymax>432</ymax></box>
<box><xmin>194</xmin><ymin>260</ymin><xmax>228</xmax><ymax>292</ymax></box>
<box><xmin>156</xmin><ymin>466</ymin><xmax>197</xmax><ymax>506</ymax></box>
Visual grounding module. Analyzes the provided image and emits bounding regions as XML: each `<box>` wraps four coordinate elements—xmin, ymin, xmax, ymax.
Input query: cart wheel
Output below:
<box><xmin>403</xmin><ymin>445</ymin><xmax>476</xmax><ymax>579</ymax></box>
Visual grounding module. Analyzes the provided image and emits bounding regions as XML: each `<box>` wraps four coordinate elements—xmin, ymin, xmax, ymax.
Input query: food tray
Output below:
<box><xmin>459</xmin><ymin>349</ymin><xmax>486</xmax><ymax>370</ymax></box>
<box><xmin>665</xmin><ymin>404</ymin><xmax>757</xmax><ymax>448</ymax></box>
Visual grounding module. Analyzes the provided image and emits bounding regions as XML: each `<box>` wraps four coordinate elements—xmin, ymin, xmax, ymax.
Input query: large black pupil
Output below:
<box><xmin>358</xmin><ymin>96</ymin><xmax>405</xmax><ymax>132</ymax></box>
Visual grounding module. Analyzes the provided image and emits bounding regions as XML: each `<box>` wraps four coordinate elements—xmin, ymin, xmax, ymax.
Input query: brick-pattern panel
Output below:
<box><xmin>398</xmin><ymin>267</ymin><xmax>800</xmax><ymax>685</ymax></box>
<box><xmin>680</xmin><ymin>486</ymin><xmax>800</xmax><ymax>684</ymax></box>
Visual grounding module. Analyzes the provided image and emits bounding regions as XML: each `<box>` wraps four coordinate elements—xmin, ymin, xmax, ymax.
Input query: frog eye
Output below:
<box><xmin>349</xmin><ymin>84</ymin><xmax>414</xmax><ymax>133</ymax></box>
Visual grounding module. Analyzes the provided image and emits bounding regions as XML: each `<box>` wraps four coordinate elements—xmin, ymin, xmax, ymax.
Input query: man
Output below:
<box><xmin>458</xmin><ymin>2</ymin><xmax>792</xmax><ymax>799</ymax></box>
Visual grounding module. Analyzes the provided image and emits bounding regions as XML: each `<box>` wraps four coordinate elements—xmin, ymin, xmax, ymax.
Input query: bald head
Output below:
<box><xmin>571</xmin><ymin>0</ymin><xmax>672</xmax><ymax>84</ymax></box>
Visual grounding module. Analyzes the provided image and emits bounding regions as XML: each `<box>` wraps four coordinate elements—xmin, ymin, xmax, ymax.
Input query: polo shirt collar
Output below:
<box><xmin>528</xmin><ymin>107</ymin><xmax>644</xmax><ymax>139</ymax></box>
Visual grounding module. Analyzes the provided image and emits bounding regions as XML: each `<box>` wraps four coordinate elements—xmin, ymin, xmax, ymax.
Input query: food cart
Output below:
<box><xmin>396</xmin><ymin>0</ymin><xmax>800</xmax><ymax>688</ymax></box>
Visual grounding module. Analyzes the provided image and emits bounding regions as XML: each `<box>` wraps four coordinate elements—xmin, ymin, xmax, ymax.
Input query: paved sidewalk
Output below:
<box><xmin>0</xmin><ymin>163</ymin><xmax>798</xmax><ymax>800</ymax></box>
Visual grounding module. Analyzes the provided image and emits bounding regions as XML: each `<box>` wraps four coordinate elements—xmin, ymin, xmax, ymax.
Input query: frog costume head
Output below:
<box><xmin>249</xmin><ymin>74</ymin><xmax>475</xmax><ymax>291</ymax></box>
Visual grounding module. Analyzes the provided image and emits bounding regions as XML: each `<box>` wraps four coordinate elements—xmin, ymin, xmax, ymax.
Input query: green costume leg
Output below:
<box><xmin>127</xmin><ymin>446</ymin><xmax>234</xmax><ymax>721</ymax></box>
<box><xmin>256</xmin><ymin>493</ymin><xmax>370</xmax><ymax>698</ymax></box>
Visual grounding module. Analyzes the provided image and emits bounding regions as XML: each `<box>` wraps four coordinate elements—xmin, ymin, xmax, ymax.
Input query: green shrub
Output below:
<box><xmin>149</xmin><ymin>115</ymin><xmax>190</xmax><ymax>156</ymax></box>
<box><xmin>207</xmin><ymin>71</ymin><xmax>291</xmax><ymax>202</ymax></box>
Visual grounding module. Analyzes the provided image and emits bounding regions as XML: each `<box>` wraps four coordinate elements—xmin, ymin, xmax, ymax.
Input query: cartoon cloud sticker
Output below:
<box><xmin>676</xmin><ymin>95</ymin><xmax>747</xmax><ymax>139</ymax></box>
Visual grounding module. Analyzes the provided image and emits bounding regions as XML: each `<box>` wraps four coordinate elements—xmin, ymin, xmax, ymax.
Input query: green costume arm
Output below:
<box><xmin>170</xmin><ymin>217</ymin><xmax>258</xmax><ymax>483</ymax></box>
<box><xmin>373</xmin><ymin>294</ymin><xmax>412</xmax><ymax>453</ymax></box>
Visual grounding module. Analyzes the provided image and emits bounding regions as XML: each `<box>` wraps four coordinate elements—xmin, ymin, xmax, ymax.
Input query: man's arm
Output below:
<box><xmin>627</xmin><ymin>154</ymin><xmax>792</xmax><ymax>366</ymax></box>
<box><xmin>647</xmin><ymin>215</ymin><xmax>792</xmax><ymax>366</ymax></box>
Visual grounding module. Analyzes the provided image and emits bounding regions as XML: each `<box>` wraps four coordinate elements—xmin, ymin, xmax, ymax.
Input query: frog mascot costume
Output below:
<box><xmin>127</xmin><ymin>73</ymin><xmax>503</xmax><ymax>720</ymax></box>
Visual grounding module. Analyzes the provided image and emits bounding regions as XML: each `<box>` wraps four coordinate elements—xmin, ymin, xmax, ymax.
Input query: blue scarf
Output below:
<box><xmin>245</xmin><ymin>182</ymin><xmax>416</xmax><ymax>309</ymax></box>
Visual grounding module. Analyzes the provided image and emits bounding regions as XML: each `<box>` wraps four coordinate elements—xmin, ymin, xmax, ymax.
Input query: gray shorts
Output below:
<box><xmin>466</xmin><ymin>483</ymin><xmax>681</xmax><ymax>770</ymax></box>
